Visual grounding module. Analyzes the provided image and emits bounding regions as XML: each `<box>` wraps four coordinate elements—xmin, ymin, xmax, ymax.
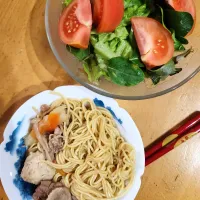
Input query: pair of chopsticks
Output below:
<box><xmin>145</xmin><ymin>111</ymin><xmax>200</xmax><ymax>166</ymax></box>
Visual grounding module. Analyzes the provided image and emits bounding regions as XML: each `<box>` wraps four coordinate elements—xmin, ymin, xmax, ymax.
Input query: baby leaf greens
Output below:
<box><xmin>63</xmin><ymin>0</ymin><xmax>73</xmax><ymax>7</ymax></box>
<box><xmin>62</xmin><ymin>0</ymin><xmax>195</xmax><ymax>86</ymax></box>
<box><xmin>107</xmin><ymin>57</ymin><xmax>144</xmax><ymax>86</ymax></box>
<box><xmin>164</xmin><ymin>10</ymin><xmax>194</xmax><ymax>37</ymax></box>
<box><xmin>67</xmin><ymin>46</ymin><xmax>90</xmax><ymax>61</ymax></box>
<box><xmin>147</xmin><ymin>60</ymin><xmax>182</xmax><ymax>85</ymax></box>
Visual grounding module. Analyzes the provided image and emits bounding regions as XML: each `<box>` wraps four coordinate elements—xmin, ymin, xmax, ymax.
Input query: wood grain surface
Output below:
<box><xmin>0</xmin><ymin>0</ymin><xmax>200</xmax><ymax>199</ymax></box>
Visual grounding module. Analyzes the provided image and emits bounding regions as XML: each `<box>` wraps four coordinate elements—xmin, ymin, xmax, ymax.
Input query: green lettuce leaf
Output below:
<box><xmin>115</xmin><ymin>26</ymin><xmax>129</xmax><ymax>40</ymax></box>
<box><xmin>91</xmin><ymin>26</ymin><xmax>133</xmax><ymax>61</ymax></box>
<box><xmin>83</xmin><ymin>58</ymin><xmax>106</xmax><ymax>83</ymax></box>
<box><xmin>171</xmin><ymin>30</ymin><xmax>185</xmax><ymax>51</ymax></box>
<box><xmin>63</xmin><ymin>0</ymin><xmax>72</xmax><ymax>7</ymax></box>
<box><xmin>121</xmin><ymin>4</ymin><xmax>150</xmax><ymax>26</ymax></box>
<box><xmin>95</xmin><ymin>52</ymin><xmax>108</xmax><ymax>70</ymax></box>
<box><xmin>124</xmin><ymin>0</ymin><xmax>142</xmax><ymax>9</ymax></box>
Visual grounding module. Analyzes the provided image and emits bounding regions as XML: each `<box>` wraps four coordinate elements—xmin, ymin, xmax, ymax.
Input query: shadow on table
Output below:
<box><xmin>0</xmin><ymin>81</ymin><xmax>66</xmax><ymax>142</ymax></box>
<box><xmin>24</xmin><ymin>0</ymin><xmax>76</xmax><ymax>87</ymax></box>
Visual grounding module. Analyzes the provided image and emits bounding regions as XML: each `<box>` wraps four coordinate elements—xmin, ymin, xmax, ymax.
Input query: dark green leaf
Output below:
<box><xmin>129</xmin><ymin>50</ymin><xmax>145</xmax><ymax>68</ymax></box>
<box><xmin>144</xmin><ymin>0</ymin><xmax>156</xmax><ymax>12</ymax></box>
<box><xmin>150</xmin><ymin>60</ymin><xmax>177</xmax><ymax>76</ymax></box>
<box><xmin>171</xmin><ymin>30</ymin><xmax>185</xmax><ymax>51</ymax></box>
<box><xmin>107</xmin><ymin>57</ymin><xmax>144</xmax><ymax>86</ymax></box>
<box><xmin>147</xmin><ymin>73</ymin><xmax>161</xmax><ymax>85</ymax></box>
<box><xmin>151</xmin><ymin>6</ymin><xmax>186</xmax><ymax>51</ymax></box>
<box><xmin>67</xmin><ymin>46</ymin><xmax>90</xmax><ymax>61</ymax></box>
<box><xmin>171</xmin><ymin>68</ymin><xmax>182</xmax><ymax>75</ymax></box>
<box><xmin>176</xmin><ymin>36</ymin><xmax>189</xmax><ymax>44</ymax></box>
<box><xmin>147</xmin><ymin>60</ymin><xmax>182</xmax><ymax>85</ymax></box>
<box><xmin>129</xmin><ymin>29</ymin><xmax>137</xmax><ymax>48</ymax></box>
<box><xmin>164</xmin><ymin>9</ymin><xmax>194</xmax><ymax>37</ymax></box>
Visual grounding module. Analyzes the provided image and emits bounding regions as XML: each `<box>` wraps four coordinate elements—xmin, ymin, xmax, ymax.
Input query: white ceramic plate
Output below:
<box><xmin>0</xmin><ymin>86</ymin><xmax>145</xmax><ymax>200</ymax></box>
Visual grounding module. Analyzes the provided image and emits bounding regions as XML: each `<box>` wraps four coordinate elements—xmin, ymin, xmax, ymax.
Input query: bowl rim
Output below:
<box><xmin>45</xmin><ymin>0</ymin><xmax>200</xmax><ymax>100</ymax></box>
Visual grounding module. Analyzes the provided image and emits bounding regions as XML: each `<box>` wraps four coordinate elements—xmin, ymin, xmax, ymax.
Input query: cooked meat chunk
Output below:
<box><xmin>33</xmin><ymin>181</ymin><xmax>70</xmax><ymax>200</ymax></box>
<box><xmin>40</xmin><ymin>104</ymin><xmax>50</xmax><ymax>113</ymax></box>
<box><xmin>33</xmin><ymin>181</ymin><xmax>51</xmax><ymax>200</ymax></box>
<box><xmin>54</xmin><ymin>127</ymin><xmax>62</xmax><ymax>135</ymax></box>
<box><xmin>72</xmin><ymin>195</ymin><xmax>78</xmax><ymax>200</ymax></box>
<box><xmin>48</xmin><ymin>127</ymin><xmax>64</xmax><ymax>154</ymax></box>
<box><xmin>47</xmin><ymin>187</ymin><xmax>72</xmax><ymax>200</ymax></box>
<box><xmin>21</xmin><ymin>152</ymin><xmax>56</xmax><ymax>185</ymax></box>
<box><xmin>33</xmin><ymin>181</ymin><xmax>64</xmax><ymax>200</ymax></box>
<box><xmin>48</xmin><ymin>182</ymin><xmax>63</xmax><ymax>192</ymax></box>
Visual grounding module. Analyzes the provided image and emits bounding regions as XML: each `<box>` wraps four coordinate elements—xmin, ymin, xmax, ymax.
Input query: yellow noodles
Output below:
<box><xmin>31</xmin><ymin>97</ymin><xmax>135</xmax><ymax>200</ymax></box>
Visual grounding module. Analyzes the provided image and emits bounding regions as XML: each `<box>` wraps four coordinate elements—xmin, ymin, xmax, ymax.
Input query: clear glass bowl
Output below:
<box><xmin>45</xmin><ymin>0</ymin><xmax>200</xmax><ymax>100</ymax></box>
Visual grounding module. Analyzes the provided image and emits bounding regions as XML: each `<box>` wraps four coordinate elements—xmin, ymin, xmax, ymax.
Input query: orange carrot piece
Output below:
<box><xmin>30</xmin><ymin>129</ymin><xmax>37</xmax><ymax>140</ymax></box>
<box><xmin>39</xmin><ymin>113</ymin><xmax>60</xmax><ymax>134</ymax></box>
<box><xmin>48</xmin><ymin>113</ymin><xmax>60</xmax><ymax>130</ymax></box>
<box><xmin>56</xmin><ymin>169</ymin><xmax>67</xmax><ymax>176</ymax></box>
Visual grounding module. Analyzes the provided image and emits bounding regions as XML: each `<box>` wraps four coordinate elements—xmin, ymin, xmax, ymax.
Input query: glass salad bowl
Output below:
<box><xmin>45</xmin><ymin>0</ymin><xmax>200</xmax><ymax>100</ymax></box>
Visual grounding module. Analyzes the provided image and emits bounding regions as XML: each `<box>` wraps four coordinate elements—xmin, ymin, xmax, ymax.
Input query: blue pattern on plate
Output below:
<box><xmin>13</xmin><ymin>138</ymin><xmax>36</xmax><ymax>200</ymax></box>
<box><xmin>4</xmin><ymin>118</ymin><xmax>24</xmax><ymax>155</ymax></box>
<box><xmin>93</xmin><ymin>98</ymin><xmax>123</xmax><ymax>124</ymax></box>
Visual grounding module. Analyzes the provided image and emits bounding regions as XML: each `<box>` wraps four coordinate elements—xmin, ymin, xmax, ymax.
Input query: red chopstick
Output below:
<box><xmin>145</xmin><ymin>122</ymin><xmax>200</xmax><ymax>166</ymax></box>
<box><xmin>145</xmin><ymin>111</ymin><xmax>200</xmax><ymax>159</ymax></box>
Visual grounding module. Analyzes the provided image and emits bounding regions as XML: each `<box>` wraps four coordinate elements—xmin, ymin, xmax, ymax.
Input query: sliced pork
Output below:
<box><xmin>47</xmin><ymin>187</ymin><xmax>72</xmax><ymax>200</ymax></box>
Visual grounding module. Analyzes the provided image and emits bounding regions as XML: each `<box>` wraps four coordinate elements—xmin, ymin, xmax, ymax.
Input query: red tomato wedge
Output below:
<box><xmin>131</xmin><ymin>17</ymin><xmax>174</xmax><ymax>69</ymax></box>
<box><xmin>58</xmin><ymin>0</ymin><xmax>92</xmax><ymax>49</ymax></box>
<box><xmin>92</xmin><ymin>0</ymin><xmax>124</xmax><ymax>33</ymax></box>
<box><xmin>166</xmin><ymin>0</ymin><xmax>196</xmax><ymax>35</ymax></box>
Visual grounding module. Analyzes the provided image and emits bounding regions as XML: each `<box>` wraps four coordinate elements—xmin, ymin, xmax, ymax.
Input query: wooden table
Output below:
<box><xmin>1</xmin><ymin>0</ymin><xmax>200</xmax><ymax>199</ymax></box>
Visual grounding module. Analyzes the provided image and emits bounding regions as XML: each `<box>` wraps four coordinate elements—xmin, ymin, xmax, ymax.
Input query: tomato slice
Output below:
<box><xmin>131</xmin><ymin>17</ymin><xmax>174</xmax><ymax>69</ymax></box>
<box><xmin>58</xmin><ymin>0</ymin><xmax>92</xmax><ymax>49</ymax></box>
<box><xmin>75</xmin><ymin>0</ymin><xmax>92</xmax><ymax>26</ymax></box>
<box><xmin>92</xmin><ymin>0</ymin><xmax>103</xmax><ymax>26</ymax></box>
<box><xmin>92</xmin><ymin>0</ymin><xmax>124</xmax><ymax>33</ymax></box>
<box><xmin>166</xmin><ymin>0</ymin><xmax>196</xmax><ymax>35</ymax></box>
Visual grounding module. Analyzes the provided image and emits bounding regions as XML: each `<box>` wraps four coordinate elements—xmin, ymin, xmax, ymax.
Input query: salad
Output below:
<box><xmin>58</xmin><ymin>0</ymin><xmax>196</xmax><ymax>86</ymax></box>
